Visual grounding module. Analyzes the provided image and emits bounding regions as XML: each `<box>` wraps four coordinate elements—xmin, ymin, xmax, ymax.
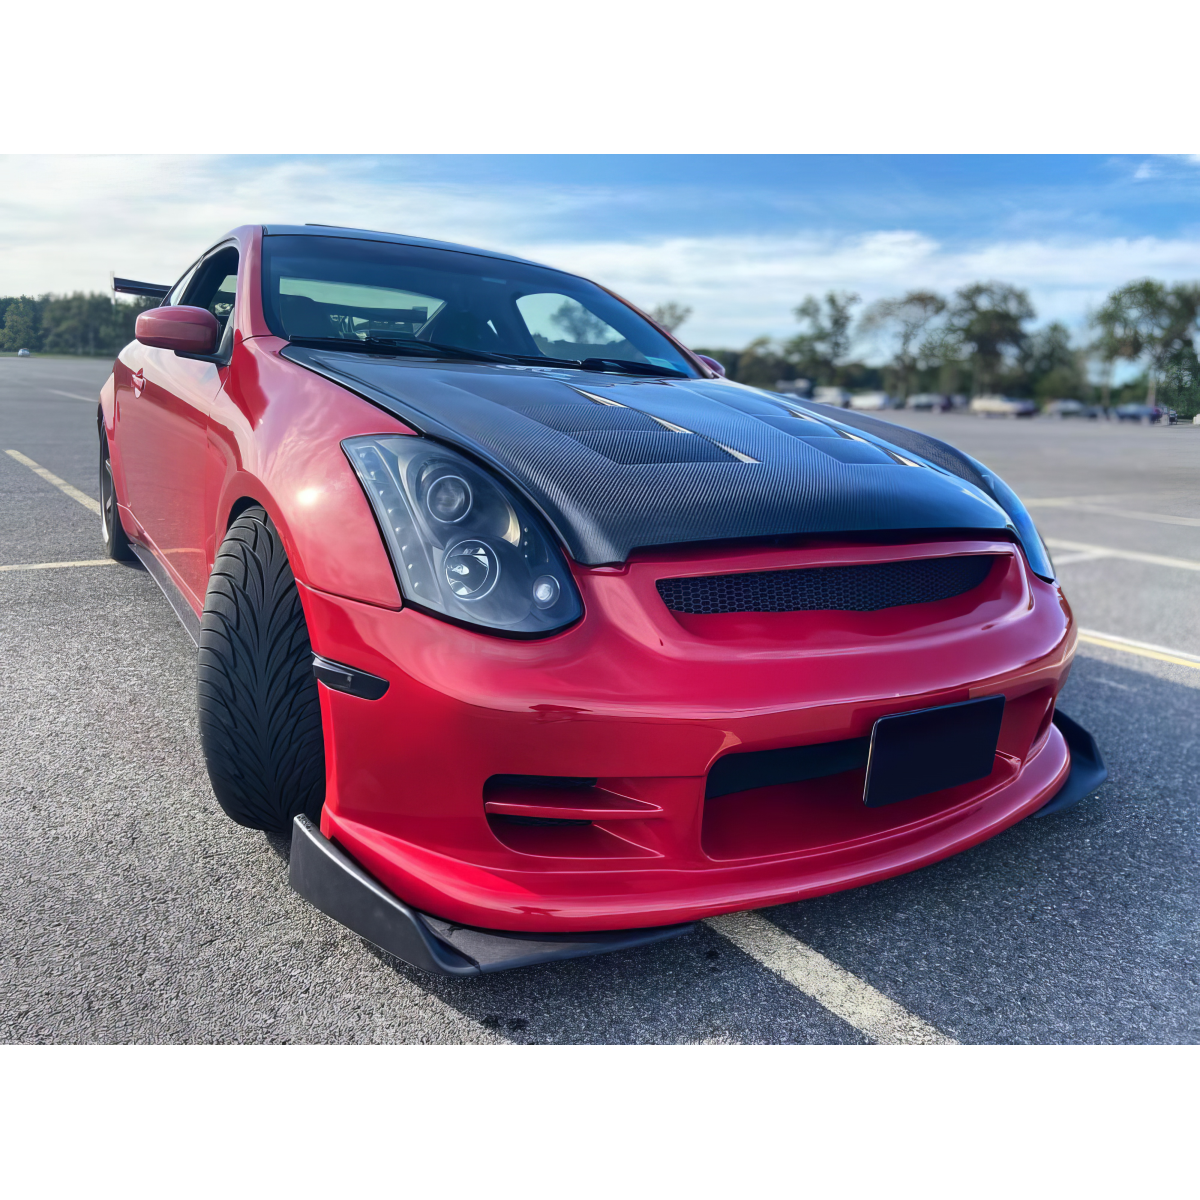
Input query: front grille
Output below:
<box><xmin>657</xmin><ymin>555</ymin><xmax>996</xmax><ymax>615</ymax></box>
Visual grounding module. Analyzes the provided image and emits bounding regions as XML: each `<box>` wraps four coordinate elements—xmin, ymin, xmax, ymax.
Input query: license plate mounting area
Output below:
<box><xmin>863</xmin><ymin>695</ymin><xmax>1005</xmax><ymax>808</ymax></box>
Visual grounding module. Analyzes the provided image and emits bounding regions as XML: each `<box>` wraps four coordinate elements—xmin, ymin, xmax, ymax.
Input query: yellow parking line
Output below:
<box><xmin>0</xmin><ymin>559</ymin><xmax>116</xmax><ymax>573</ymax></box>
<box><xmin>1078</xmin><ymin>629</ymin><xmax>1200</xmax><ymax>671</ymax></box>
<box><xmin>5</xmin><ymin>448</ymin><xmax>101</xmax><ymax>515</ymax></box>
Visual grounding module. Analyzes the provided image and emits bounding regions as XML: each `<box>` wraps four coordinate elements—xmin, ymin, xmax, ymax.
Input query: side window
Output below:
<box><xmin>182</xmin><ymin>246</ymin><xmax>240</xmax><ymax>338</ymax></box>
<box><xmin>164</xmin><ymin>262</ymin><xmax>199</xmax><ymax>307</ymax></box>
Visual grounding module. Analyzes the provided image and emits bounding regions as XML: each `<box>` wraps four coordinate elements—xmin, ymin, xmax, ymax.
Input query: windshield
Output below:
<box><xmin>261</xmin><ymin>234</ymin><xmax>698</xmax><ymax>377</ymax></box>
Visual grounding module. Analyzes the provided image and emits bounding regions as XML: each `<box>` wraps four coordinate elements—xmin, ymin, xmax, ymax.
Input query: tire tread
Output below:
<box><xmin>197</xmin><ymin>507</ymin><xmax>325</xmax><ymax>832</ymax></box>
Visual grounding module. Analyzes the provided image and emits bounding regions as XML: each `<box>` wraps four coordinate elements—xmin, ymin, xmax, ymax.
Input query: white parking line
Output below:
<box><xmin>0</xmin><ymin>559</ymin><xmax>116</xmax><ymax>573</ymax></box>
<box><xmin>1050</xmin><ymin>550</ymin><xmax>1112</xmax><ymax>566</ymax></box>
<box><xmin>5</xmin><ymin>449</ymin><xmax>101</xmax><ymax>515</ymax></box>
<box><xmin>1078</xmin><ymin>629</ymin><xmax>1200</xmax><ymax>671</ymax></box>
<box><xmin>1045</xmin><ymin>538</ymin><xmax>1200</xmax><ymax>573</ymax></box>
<box><xmin>46</xmin><ymin>389</ymin><xmax>97</xmax><ymax>403</ymax></box>
<box><xmin>1028</xmin><ymin>498</ymin><xmax>1200</xmax><ymax>529</ymax></box>
<box><xmin>706</xmin><ymin>911</ymin><xmax>957</xmax><ymax>1045</ymax></box>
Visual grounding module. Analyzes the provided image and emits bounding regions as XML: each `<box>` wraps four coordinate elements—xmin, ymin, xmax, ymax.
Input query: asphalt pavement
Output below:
<box><xmin>2</xmin><ymin>357</ymin><xmax>1197</xmax><ymax>1044</ymax></box>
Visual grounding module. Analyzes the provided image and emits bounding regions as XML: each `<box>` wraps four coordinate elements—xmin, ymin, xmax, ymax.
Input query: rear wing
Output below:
<box><xmin>111</xmin><ymin>274</ymin><xmax>171</xmax><ymax>299</ymax></box>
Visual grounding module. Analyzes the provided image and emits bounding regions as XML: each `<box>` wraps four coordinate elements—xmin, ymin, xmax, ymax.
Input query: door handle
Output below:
<box><xmin>131</xmin><ymin>368</ymin><xmax>145</xmax><ymax>396</ymax></box>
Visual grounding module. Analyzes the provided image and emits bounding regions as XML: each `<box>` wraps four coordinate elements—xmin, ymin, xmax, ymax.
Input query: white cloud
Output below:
<box><xmin>4</xmin><ymin>155</ymin><xmax>1200</xmax><ymax>353</ymax></box>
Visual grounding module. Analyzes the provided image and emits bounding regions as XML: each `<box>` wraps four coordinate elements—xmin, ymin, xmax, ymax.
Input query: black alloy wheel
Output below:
<box><xmin>99</xmin><ymin>430</ymin><xmax>136</xmax><ymax>561</ymax></box>
<box><xmin>197</xmin><ymin>506</ymin><xmax>326</xmax><ymax>833</ymax></box>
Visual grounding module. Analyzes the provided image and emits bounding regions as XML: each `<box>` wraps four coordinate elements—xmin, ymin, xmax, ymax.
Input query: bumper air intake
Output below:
<box><xmin>657</xmin><ymin>554</ymin><xmax>996</xmax><ymax>615</ymax></box>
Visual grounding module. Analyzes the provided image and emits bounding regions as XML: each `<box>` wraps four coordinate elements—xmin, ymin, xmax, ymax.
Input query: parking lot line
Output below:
<box><xmin>705</xmin><ymin>911</ymin><xmax>957</xmax><ymax>1045</ymax></box>
<box><xmin>0</xmin><ymin>559</ymin><xmax>116</xmax><ymax>572</ymax></box>
<box><xmin>1078</xmin><ymin>629</ymin><xmax>1200</xmax><ymax>671</ymax></box>
<box><xmin>46</xmin><ymin>389</ymin><xmax>98</xmax><ymax>404</ymax></box>
<box><xmin>1044</xmin><ymin>538</ymin><xmax>1200</xmax><ymax>573</ymax></box>
<box><xmin>5</xmin><ymin>448</ymin><xmax>101</xmax><ymax>515</ymax></box>
<box><xmin>1026</xmin><ymin>498</ymin><xmax>1200</xmax><ymax>529</ymax></box>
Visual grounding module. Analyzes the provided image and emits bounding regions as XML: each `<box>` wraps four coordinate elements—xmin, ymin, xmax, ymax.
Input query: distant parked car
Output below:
<box><xmin>848</xmin><ymin>391</ymin><xmax>894</xmax><ymax>411</ymax></box>
<box><xmin>17</xmin><ymin>348</ymin><xmax>31</xmax><ymax>357</ymax></box>
<box><xmin>1044</xmin><ymin>399</ymin><xmax>1085</xmax><ymax>418</ymax></box>
<box><xmin>906</xmin><ymin>393</ymin><xmax>951</xmax><ymax>411</ymax></box>
<box><xmin>773</xmin><ymin>378</ymin><xmax>813</xmax><ymax>399</ymax></box>
<box><xmin>970</xmin><ymin>395</ymin><xmax>1037</xmax><ymax>418</ymax></box>
<box><xmin>1115</xmin><ymin>403</ymin><xmax>1168</xmax><ymax>425</ymax></box>
<box><xmin>812</xmin><ymin>386</ymin><xmax>851</xmax><ymax>407</ymax></box>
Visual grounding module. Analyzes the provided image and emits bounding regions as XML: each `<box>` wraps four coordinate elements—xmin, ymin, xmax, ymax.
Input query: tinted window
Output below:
<box><xmin>261</xmin><ymin>234</ymin><xmax>697</xmax><ymax>377</ymax></box>
<box><xmin>183</xmin><ymin>246</ymin><xmax>239</xmax><ymax>336</ymax></box>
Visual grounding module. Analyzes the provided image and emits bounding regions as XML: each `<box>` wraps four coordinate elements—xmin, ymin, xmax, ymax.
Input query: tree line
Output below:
<box><xmin>692</xmin><ymin>278</ymin><xmax>1200</xmax><ymax>418</ymax></box>
<box><xmin>0</xmin><ymin>293</ymin><xmax>156</xmax><ymax>357</ymax></box>
<box><xmin>6</xmin><ymin>281</ymin><xmax>1199</xmax><ymax>419</ymax></box>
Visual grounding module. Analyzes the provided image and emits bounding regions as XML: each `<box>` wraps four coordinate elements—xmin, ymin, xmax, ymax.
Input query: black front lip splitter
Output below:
<box><xmin>1033</xmin><ymin>709</ymin><xmax>1108</xmax><ymax>817</ymax></box>
<box><xmin>289</xmin><ymin>815</ymin><xmax>695</xmax><ymax>977</ymax></box>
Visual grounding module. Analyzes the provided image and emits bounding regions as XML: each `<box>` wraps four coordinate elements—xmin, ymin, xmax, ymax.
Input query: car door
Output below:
<box><xmin>120</xmin><ymin>245</ymin><xmax>238</xmax><ymax>608</ymax></box>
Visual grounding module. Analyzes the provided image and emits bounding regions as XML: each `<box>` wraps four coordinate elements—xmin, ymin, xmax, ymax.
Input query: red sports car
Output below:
<box><xmin>100</xmin><ymin>224</ymin><xmax>1105</xmax><ymax>975</ymax></box>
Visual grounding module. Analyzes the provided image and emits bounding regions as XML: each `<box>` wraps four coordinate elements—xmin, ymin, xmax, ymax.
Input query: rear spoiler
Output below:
<box><xmin>111</xmin><ymin>274</ymin><xmax>171</xmax><ymax>299</ymax></box>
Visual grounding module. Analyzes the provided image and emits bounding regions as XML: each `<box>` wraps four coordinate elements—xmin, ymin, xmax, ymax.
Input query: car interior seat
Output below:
<box><xmin>280</xmin><ymin>294</ymin><xmax>335</xmax><ymax>339</ymax></box>
<box><xmin>428</xmin><ymin>310</ymin><xmax>502</xmax><ymax>351</ymax></box>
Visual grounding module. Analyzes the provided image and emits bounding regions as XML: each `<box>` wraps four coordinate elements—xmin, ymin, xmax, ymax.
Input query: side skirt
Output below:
<box><xmin>130</xmin><ymin>542</ymin><xmax>201</xmax><ymax>647</ymax></box>
<box><xmin>288</xmin><ymin>815</ymin><xmax>696</xmax><ymax>976</ymax></box>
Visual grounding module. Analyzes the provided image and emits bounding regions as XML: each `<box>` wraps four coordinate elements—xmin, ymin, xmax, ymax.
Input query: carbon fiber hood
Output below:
<box><xmin>285</xmin><ymin>346</ymin><xmax>1014</xmax><ymax>565</ymax></box>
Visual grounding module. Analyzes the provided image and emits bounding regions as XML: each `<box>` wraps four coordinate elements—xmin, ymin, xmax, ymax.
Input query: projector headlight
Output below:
<box><xmin>343</xmin><ymin>435</ymin><xmax>583</xmax><ymax>635</ymax></box>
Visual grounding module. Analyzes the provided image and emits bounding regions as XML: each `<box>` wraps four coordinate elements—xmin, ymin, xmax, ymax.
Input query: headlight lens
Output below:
<box><xmin>343</xmin><ymin>435</ymin><xmax>583</xmax><ymax>635</ymax></box>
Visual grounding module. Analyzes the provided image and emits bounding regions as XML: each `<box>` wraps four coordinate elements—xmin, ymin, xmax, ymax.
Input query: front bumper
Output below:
<box><xmin>295</xmin><ymin>537</ymin><xmax>1084</xmax><ymax>934</ymax></box>
<box><xmin>291</xmin><ymin>707</ymin><xmax>1102</xmax><ymax>976</ymax></box>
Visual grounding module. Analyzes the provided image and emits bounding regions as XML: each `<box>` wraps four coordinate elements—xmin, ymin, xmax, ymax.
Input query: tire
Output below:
<box><xmin>100</xmin><ymin>429</ymin><xmax>136</xmax><ymax>561</ymax></box>
<box><xmin>197</xmin><ymin>506</ymin><xmax>326</xmax><ymax>833</ymax></box>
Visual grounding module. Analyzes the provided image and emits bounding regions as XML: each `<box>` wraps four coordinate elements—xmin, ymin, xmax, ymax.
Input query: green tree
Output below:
<box><xmin>948</xmin><ymin>282</ymin><xmax>1035</xmax><ymax>396</ymax></box>
<box><xmin>1159</xmin><ymin>343</ymin><xmax>1200</xmax><ymax>419</ymax></box>
<box><xmin>649</xmin><ymin>302</ymin><xmax>692</xmax><ymax>333</ymax></box>
<box><xmin>1090</xmin><ymin>279</ymin><xmax>1200</xmax><ymax>405</ymax></box>
<box><xmin>1023</xmin><ymin>321</ymin><xmax>1089</xmax><ymax>402</ymax></box>
<box><xmin>551</xmin><ymin>298</ymin><xmax>612</xmax><ymax>345</ymax></box>
<box><xmin>785</xmin><ymin>291</ymin><xmax>860</xmax><ymax>385</ymax></box>
<box><xmin>858</xmin><ymin>290</ymin><xmax>946</xmax><ymax>400</ymax></box>
<box><xmin>2</xmin><ymin>296</ymin><xmax>41</xmax><ymax>351</ymax></box>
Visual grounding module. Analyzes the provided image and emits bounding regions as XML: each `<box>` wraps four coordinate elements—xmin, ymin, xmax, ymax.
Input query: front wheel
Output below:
<box><xmin>197</xmin><ymin>506</ymin><xmax>326</xmax><ymax>834</ymax></box>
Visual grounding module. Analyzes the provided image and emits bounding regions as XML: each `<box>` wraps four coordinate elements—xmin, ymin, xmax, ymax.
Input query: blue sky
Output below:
<box><xmin>3</xmin><ymin>154</ymin><xmax>1200</xmax><ymax>358</ymax></box>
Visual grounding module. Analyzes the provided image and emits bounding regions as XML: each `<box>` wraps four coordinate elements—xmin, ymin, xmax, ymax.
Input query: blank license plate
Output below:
<box><xmin>863</xmin><ymin>695</ymin><xmax>1005</xmax><ymax>808</ymax></box>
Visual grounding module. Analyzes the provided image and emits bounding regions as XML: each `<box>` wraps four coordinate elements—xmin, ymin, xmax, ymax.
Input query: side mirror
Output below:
<box><xmin>694</xmin><ymin>353</ymin><xmax>726</xmax><ymax>378</ymax></box>
<box><xmin>136</xmin><ymin>305</ymin><xmax>220</xmax><ymax>355</ymax></box>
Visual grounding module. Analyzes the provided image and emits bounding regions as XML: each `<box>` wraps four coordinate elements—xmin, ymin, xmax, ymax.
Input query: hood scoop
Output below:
<box><xmin>283</xmin><ymin>347</ymin><xmax>1011</xmax><ymax>565</ymax></box>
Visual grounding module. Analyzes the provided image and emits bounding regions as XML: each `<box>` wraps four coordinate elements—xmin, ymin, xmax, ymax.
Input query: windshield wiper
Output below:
<box><xmin>286</xmin><ymin>336</ymin><xmax>688</xmax><ymax>377</ymax></box>
<box><xmin>491</xmin><ymin>352</ymin><xmax>689</xmax><ymax>377</ymax></box>
<box><xmin>286</xmin><ymin>335</ymin><xmax>511</xmax><ymax>365</ymax></box>
<box><xmin>363</xmin><ymin>335</ymin><xmax>518</xmax><ymax>364</ymax></box>
<box><xmin>579</xmin><ymin>357</ymin><xmax>688</xmax><ymax>378</ymax></box>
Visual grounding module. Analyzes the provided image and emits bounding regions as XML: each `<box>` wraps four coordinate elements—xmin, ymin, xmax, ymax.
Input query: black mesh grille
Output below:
<box><xmin>657</xmin><ymin>555</ymin><xmax>996</xmax><ymax>615</ymax></box>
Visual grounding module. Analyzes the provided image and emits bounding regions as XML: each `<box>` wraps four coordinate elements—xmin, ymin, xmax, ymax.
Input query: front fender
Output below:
<box><xmin>209</xmin><ymin>335</ymin><xmax>412</xmax><ymax>611</ymax></box>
